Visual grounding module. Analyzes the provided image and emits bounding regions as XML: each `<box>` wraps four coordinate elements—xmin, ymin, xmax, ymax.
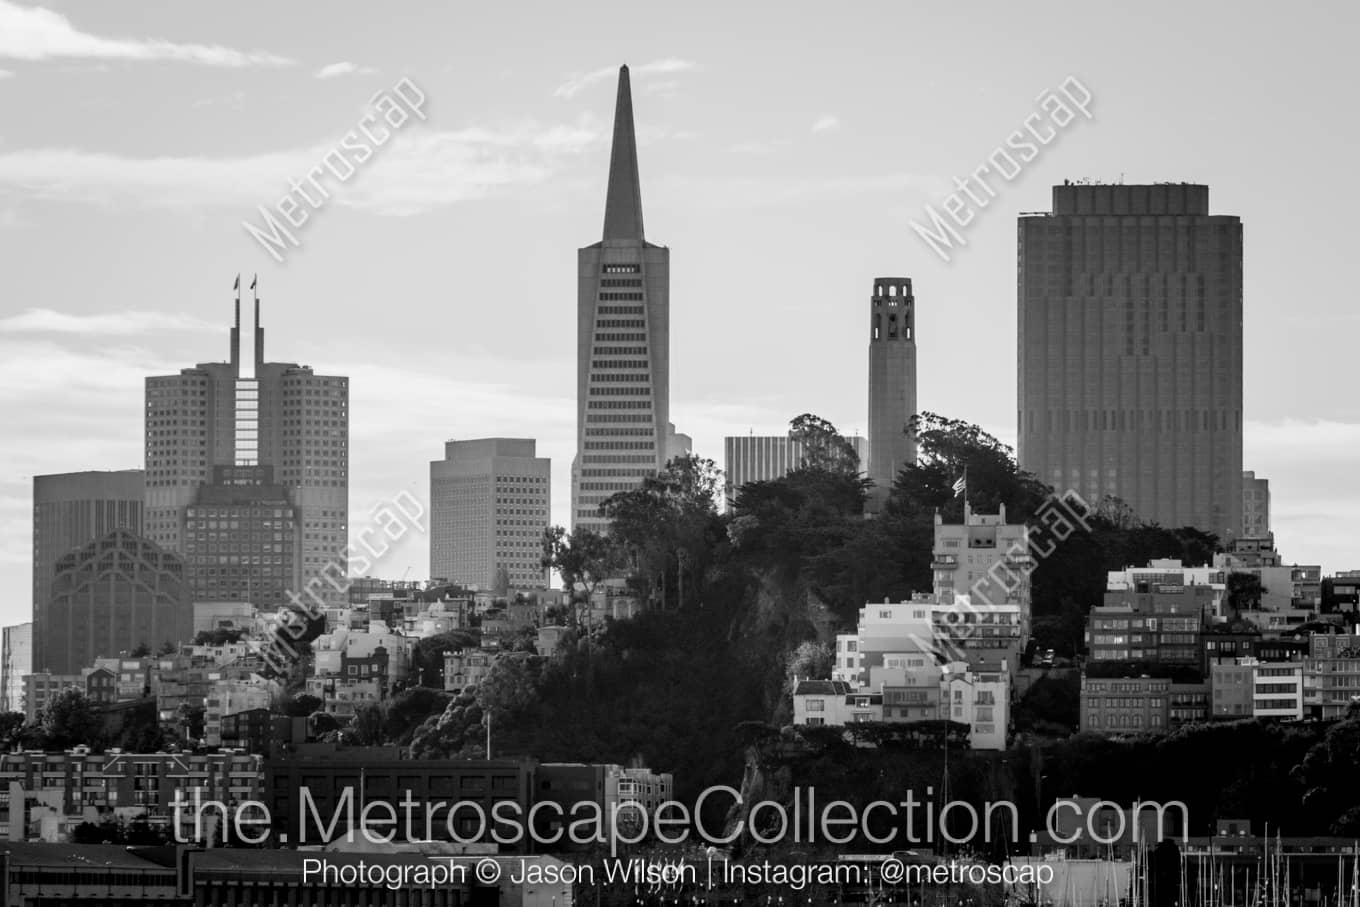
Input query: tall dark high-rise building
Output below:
<box><xmin>32</xmin><ymin>469</ymin><xmax>144</xmax><ymax>673</ymax></box>
<box><xmin>45</xmin><ymin>528</ymin><xmax>190</xmax><ymax>674</ymax></box>
<box><xmin>866</xmin><ymin>277</ymin><xmax>918</xmax><ymax>510</ymax></box>
<box><xmin>144</xmin><ymin>288</ymin><xmax>349</xmax><ymax>608</ymax></box>
<box><xmin>571</xmin><ymin>65</ymin><xmax>682</xmax><ymax>532</ymax></box>
<box><xmin>1018</xmin><ymin>183</ymin><xmax>1242</xmax><ymax>539</ymax></box>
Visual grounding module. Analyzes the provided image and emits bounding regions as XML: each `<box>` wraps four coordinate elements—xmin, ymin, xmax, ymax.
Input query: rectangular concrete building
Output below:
<box><xmin>430</xmin><ymin>438</ymin><xmax>550</xmax><ymax>589</ymax></box>
<box><xmin>723</xmin><ymin>433</ymin><xmax>865</xmax><ymax>510</ymax></box>
<box><xmin>144</xmin><ymin>294</ymin><xmax>348</xmax><ymax>609</ymax></box>
<box><xmin>1018</xmin><ymin>182</ymin><xmax>1242</xmax><ymax>541</ymax></box>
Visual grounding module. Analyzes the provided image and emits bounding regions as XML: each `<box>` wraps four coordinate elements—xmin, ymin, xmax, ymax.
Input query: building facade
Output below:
<box><xmin>866</xmin><ymin>277</ymin><xmax>918</xmax><ymax>511</ymax></box>
<box><xmin>1018</xmin><ymin>183</ymin><xmax>1243</xmax><ymax>541</ymax></box>
<box><xmin>1087</xmin><ymin>576</ymin><xmax>1215</xmax><ymax>669</ymax></box>
<box><xmin>0</xmin><ymin>749</ymin><xmax>262</xmax><ymax>842</ymax></box>
<box><xmin>430</xmin><ymin>438</ymin><xmax>550</xmax><ymax>589</ymax></box>
<box><xmin>144</xmin><ymin>293</ymin><xmax>348</xmax><ymax>608</ymax></box>
<box><xmin>571</xmin><ymin>66</ymin><xmax>675</xmax><ymax>532</ymax></box>
<box><xmin>0</xmin><ymin>623</ymin><xmax>31</xmax><ymax>714</ymax></box>
<box><xmin>1242</xmin><ymin>470</ymin><xmax>1270</xmax><ymax>537</ymax></box>
<box><xmin>1304</xmin><ymin>633</ymin><xmax>1360</xmax><ymax>720</ymax></box>
<box><xmin>32</xmin><ymin>470</ymin><xmax>145</xmax><ymax>674</ymax></box>
<box><xmin>1080</xmin><ymin>675</ymin><xmax>1209</xmax><ymax>734</ymax></box>
<box><xmin>723</xmin><ymin>433</ymin><xmax>866</xmax><ymax>509</ymax></box>
<box><xmin>932</xmin><ymin>505</ymin><xmax>1033</xmax><ymax>635</ymax></box>
<box><xmin>263</xmin><ymin>747</ymin><xmax>533</xmax><ymax>846</ymax></box>
<box><xmin>43</xmin><ymin>528</ymin><xmax>191</xmax><ymax>675</ymax></box>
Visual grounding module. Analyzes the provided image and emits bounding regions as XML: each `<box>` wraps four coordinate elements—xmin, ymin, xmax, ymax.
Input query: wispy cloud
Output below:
<box><xmin>663</xmin><ymin>171</ymin><xmax>944</xmax><ymax>209</ymax></box>
<box><xmin>0</xmin><ymin>117</ymin><xmax>604</xmax><ymax>216</ymax></box>
<box><xmin>315</xmin><ymin>61</ymin><xmax>377</xmax><ymax>79</ymax></box>
<box><xmin>0</xmin><ymin>0</ymin><xmax>293</xmax><ymax>67</ymax></box>
<box><xmin>811</xmin><ymin>115</ymin><xmax>841</xmax><ymax>133</ymax></box>
<box><xmin>0</xmin><ymin>308</ymin><xmax>221</xmax><ymax>335</ymax></box>
<box><xmin>554</xmin><ymin>58</ymin><xmax>698</xmax><ymax>99</ymax></box>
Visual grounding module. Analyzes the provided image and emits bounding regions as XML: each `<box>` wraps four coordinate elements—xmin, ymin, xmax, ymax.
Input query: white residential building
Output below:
<box><xmin>940</xmin><ymin>660</ymin><xmax>1010</xmax><ymax>750</ymax></box>
<box><xmin>1253</xmin><ymin>660</ymin><xmax>1304</xmax><ymax>720</ymax></box>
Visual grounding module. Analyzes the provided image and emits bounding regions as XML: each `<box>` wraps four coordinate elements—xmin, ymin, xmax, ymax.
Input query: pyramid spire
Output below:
<box><xmin>601</xmin><ymin>65</ymin><xmax>645</xmax><ymax>241</ymax></box>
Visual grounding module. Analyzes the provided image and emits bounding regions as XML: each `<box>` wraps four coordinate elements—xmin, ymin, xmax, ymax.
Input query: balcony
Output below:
<box><xmin>931</xmin><ymin>555</ymin><xmax>959</xmax><ymax>569</ymax></box>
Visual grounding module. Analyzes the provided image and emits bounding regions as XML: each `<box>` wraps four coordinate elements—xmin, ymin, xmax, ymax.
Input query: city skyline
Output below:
<box><xmin>1</xmin><ymin>2</ymin><xmax>1357</xmax><ymax>626</ymax></box>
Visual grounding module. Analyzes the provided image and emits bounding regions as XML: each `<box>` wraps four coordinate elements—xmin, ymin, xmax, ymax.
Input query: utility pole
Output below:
<box><xmin>485</xmin><ymin>711</ymin><xmax>491</xmax><ymax>759</ymax></box>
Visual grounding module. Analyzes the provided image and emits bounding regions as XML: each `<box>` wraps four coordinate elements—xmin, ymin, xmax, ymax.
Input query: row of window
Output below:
<box><xmin>587</xmin><ymin>400</ymin><xmax>652</xmax><ymax>409</ymax></box>
<box><xmin>591</xmin><ymin>372</ymin><xmax>649</xmax><ymax>382</ymax></box>
<box><xmin>584</xmin><ymin>441</ymin><xmax>656</xmax><ymax>450</ymax></box>
<box><xmin>1023</xmin><ymin>409</ymin><xmax>1242</xmax><ymax>433</ymax></box>
<box><xmin>586</xmin><ymin>414</ymin><xmax>652</xmax><ymax>423</ymax></box>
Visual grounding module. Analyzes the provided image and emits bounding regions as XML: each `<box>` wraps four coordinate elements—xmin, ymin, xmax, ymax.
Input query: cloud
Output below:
<box><xmin>315</xmin><ymin>61</ymin><xmax>376</xmax><ymax>79</ymax></box>
<box><xmin>0</xmin><ymin>327</ymin><xmax>584</xmax><ymax>625</ymax></box>
<box><xmin>190</xmin><ymin>90</ymin><xmax>246</xmax><ymax>110</ymax></box>
<box><xmin>811</xmin><ymin>115</ymin><xmax>840</xmax><ymax>133</ymax></box>
<box><xmin>0</xmin><ymin>308</ymin><xmax>221</xmax><ymax>335</ymax></box>
<box><xmin>662</xmin><ymin>171</ymin><xmax>943</xmax><ymax>209</ymax></box>
<box><xmin>0</xmin><ymin>117</ymin><xmax>604</xmax><ymax>215</ymax></box>
<box><xmin>0</xmin><ymin>0</ymin><xmax>292</xmax><ymax>66</ymax></box>
<box><xmin>729</xmin><ymin>140</ymin><xmax>788</xmax><ymax>154</ymax></box>
<box><xmin>0</xmin><ymin>67</ymin><xmax>13</xmax><ymax>79</ymax></box>
<box><xmin>554</xmin><ymin>58</ymin><xmax>698</xmax><ymax>99</ymax></box>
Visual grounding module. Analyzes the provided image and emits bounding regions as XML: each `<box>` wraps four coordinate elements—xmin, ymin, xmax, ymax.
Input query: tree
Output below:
<box><xmin>129</xmin><ymin>642</ymin><xmax>151</xmax><ymax>657</ymax></box>
<box><xmin>113</xmin><ymin>700</ymin><xmax>165</xmax><ymax>752</ymax></box>
<box><xmin>0</xmin><ymin>712</ymin><xmax>25</xmax><ymax>751</ymax></box>
<box><xmin>789</xmin><ymin>413</ymin><xmax>861</xmax><ymax>477</ymax></box>
<box><xmin>158</xmin><ymin>640</ymin><xmax>178</xmax><ymax>655</ymax></box>
<box><xmin>193</xmin><ymin>628</ymin><xmax>247</xmax><ymax>646</ymax></box>
<box><xmin>477</xmin><ymin>656</ymin><xmax>539</xmax><ymax>726</ymax></box>
<box><xmin>541</xmin><ymin>526</ymin><xmax>626</xmax><ymax>624</ymax></box>
<box><xmin>1294</xmin><ymin>715</ymin><xmax>1360</xmax><ymax>833</ymax></box>
<box><xmin>382</xmin><ymin>687</ymin><xmax>452</xmax><ymax>746</ymax></box>
<box><xmin>784</xmin><ymin>641</ymin><xmax>834</xmax><ymax>691</ymax></box>
<box><xmin>42</xmin><ymin>689</ymin><xmax>103</xmax><ymax>749</ymax></box>
<box><xmin>311</xmin><ymin>712</ymin><xmax>340</xmax><ymax>735</ymax></box>
<box><xmin>408</xmin><ymin>630</ymin><xmax>480</xmax><ymax>688</ymax></box>
<box><xmin>890</xmin><ymin>412</ymin><xmax>1051</xmax><ymax>521</ymax></box>
<box><xmin>178</xmin><ymin>704</ymin><xmax>206</xmax><ymax>742</ymax></box>
<box><xmin>281</xmin><ymin>693</ymin><xmax>322</xmax><ymax>718</ymax></box>
<box><xmin>599</xmin><ymin>454</ymin><xmax>725</xmax><ymax>609</ymax></box>
<box><xmin>346</xmin><ymin>702</ymin><xmax>385</xmax><ymax>746</ymax></box>
<box><xmin>1226</xmin><ymin>572</ymin><xmax>1266</xmax><ymax>615</ymax></box>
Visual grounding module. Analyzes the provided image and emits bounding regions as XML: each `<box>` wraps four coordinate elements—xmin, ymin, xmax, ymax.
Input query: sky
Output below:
<box><xmin>1</xmin><ymin>1</ymin><xmax>1357</xmax><ymax>627</ymax></box>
